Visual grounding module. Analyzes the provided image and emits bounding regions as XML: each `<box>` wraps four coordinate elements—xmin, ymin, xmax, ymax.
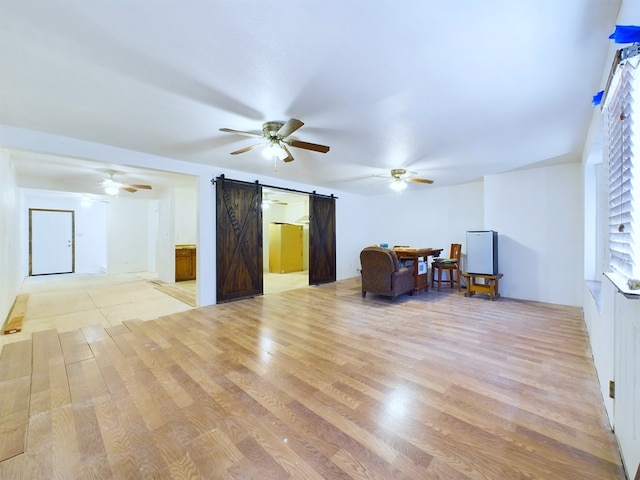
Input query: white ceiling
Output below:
<box><xmin>0</xmin><ymin>0</ymin><xmax>621</xmax><ymax>197</ymax></box>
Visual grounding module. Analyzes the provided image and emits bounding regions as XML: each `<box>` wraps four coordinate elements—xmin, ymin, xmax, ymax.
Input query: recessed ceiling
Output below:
<box><xmin>0</xmin><ymin>0</ymin><xmax>621</xmax><ymax>195</ymax></box>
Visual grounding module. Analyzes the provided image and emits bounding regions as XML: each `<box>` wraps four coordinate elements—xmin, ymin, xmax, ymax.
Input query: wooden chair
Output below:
<box><xmin>431</xmin><ymin>243</ymin><xmax>462</xmax><ymax>291</ymax></box>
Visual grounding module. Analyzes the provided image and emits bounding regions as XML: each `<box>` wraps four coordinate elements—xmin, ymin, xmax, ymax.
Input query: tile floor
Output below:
<box><xmin>263</xmin><ymin>270</ymin><xmax>309</xmax><ymax>295</ymax></box>
<box><xmin>1</xmin><ymin>270</ymin><xmax>310</xmax><ymax>352</ymax></box>
<box><xmin>1</xmin><ymin>272</ymin><xmax>193</xmax><ymax>351</ymax></box>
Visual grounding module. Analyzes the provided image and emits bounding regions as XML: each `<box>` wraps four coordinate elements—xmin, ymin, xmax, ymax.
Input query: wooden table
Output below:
<box><xmin>462</xmin><ymin>272</ymin><xmax>503</xmax><ymax>300</ymax></box>
<box><xmin>394</xmin><ymin>247</ymin><xmax>443</xmax><ymax>295</ymax></box>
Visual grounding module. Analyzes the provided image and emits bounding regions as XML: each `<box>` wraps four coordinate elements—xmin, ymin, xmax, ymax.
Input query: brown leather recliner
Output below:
<box><xmin>360</xmin><ymin>246</ymin><xmax>414</xmax><ymax>299</ymax></box>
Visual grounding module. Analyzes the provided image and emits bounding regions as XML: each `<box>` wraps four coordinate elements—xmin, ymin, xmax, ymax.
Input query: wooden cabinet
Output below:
<box><xmin>175</xmin><ymin>245</ymin><xmax>196</xmax><ymax>281</ymax></box>
<box><xmin>269</xmin><ymin>223</ymin><xmax>303</xmax><ymax>273</ymax></box>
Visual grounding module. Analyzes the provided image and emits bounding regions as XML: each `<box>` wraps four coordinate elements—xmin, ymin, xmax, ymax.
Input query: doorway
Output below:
<box><xmin>29</xmin><ymin>208</ymin><xmax>75</xmax><ymax>276</ymax></box>
<box><xmin>262</xmin><ymin>189</ymin><xmax>309</xmax><ymax>294</ymax></box>
<box><xmin>215</xmin><ymin>177</ymin><xmax>336</xmax><ymax>302</ymax></box>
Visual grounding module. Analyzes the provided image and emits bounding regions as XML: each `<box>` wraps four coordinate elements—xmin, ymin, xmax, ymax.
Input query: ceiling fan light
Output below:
<box><xmin>272</xmin><ymin>142</ymin><xmax>288</xmax><ymax>160</ymax></box>
<box><xmin>103</xmin><ymin>178</ymin><xmax>121</xmax><ymax>195</ymax></box>
<box><xmin>262</xmin><ymin>140</ymin><xmax>287</xmax><ymax>160</ymax></box>
<box><xmin>390</xmin><ymin>179</ymin><xmax>407</xmax><ymax>191</ymax></box>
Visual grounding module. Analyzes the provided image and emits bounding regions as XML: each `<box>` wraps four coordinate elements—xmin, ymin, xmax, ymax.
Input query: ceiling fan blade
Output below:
<box><xmin>230</xmin><ymin>143</ymin><xmax>265</xmax><ymax>155</ymax></box>
<box><xmin>281</xmin><ymin>144</ymin><xmax>295</xmax><ymax>163</ymax></box>
<box><xmin>128</xmin><ymin>184</ymin><xmax>152</xmax><ymax>190</ymax></box>
<box><xmin>277</xmin><ymin>118</ymin><xmax>304</xmax><ymax>138</ymax></box>
<box><xmin>219</xmin><ymin>127</ymin><xmax>264</xmax><ymax>139</ymax></box>
<box><xmin>122</xmin><ymin>187</ymin><xmax>138</xmax><ymax>193</ymax></box>
<box><xmin>406</xmin><ymin>177</ymin><xmax>434</xmax><ymax>184</ymax></box>
<box><xmin>286</xmin><ymin>139</ymin><xmax>330</xmax><ymax>153</ymax></box>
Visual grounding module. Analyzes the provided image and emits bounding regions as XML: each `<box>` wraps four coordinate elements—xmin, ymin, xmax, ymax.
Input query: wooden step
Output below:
<box><xmin>2</xmin><ymin>294</ymin><xmax>29</xmax><ymax>335</ymax></box>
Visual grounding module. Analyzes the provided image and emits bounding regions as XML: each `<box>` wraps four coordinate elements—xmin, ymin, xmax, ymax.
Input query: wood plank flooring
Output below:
<box><xmin>0</xmin><ymin>277</ymin><xmax>625</xmax><ymax>479</ymax></box>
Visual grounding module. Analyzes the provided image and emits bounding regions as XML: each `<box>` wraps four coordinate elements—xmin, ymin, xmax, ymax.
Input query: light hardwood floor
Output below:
<box><xmin>0</xmin><ymin>277</ymin><xmax>625</xmax><ymax>479</ymax></box>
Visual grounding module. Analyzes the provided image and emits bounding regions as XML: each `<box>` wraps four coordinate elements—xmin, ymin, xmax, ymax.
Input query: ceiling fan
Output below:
<box><xmin>101</xmin><ymin>170</ymin><xmax>152</xmax><ymax>195</ymax></box>
<box><xmin>388</xmin><ymin>168</ymin><xmax>434</xmax><ymax>191</ymax></box>
<box><xmin>220</xmin><ymin>118</ymin><xmax>330</xmax><ymax>163</ymax></box>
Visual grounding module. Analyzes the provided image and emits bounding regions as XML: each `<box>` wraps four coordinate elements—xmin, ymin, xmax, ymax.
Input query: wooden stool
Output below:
<box><xmin>461</xmin><ymin>273</ymin><xmax>503</xmax><ymax>300</ymax></box>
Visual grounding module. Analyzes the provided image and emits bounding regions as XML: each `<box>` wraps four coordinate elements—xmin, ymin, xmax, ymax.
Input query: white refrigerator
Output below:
<box><xmin>466</xmin><ymin>230</ymin><xmax>498</xmax><ymax>275</ymax></box>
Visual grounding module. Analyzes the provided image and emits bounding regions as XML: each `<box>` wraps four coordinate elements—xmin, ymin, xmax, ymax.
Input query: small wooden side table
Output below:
<box><xmin>461</xmin><ymin>273</ymin><xmax>503</xmax><ymax>301</ymax></box>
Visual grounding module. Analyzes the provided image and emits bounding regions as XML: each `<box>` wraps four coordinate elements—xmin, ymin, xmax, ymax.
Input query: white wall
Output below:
<box><xmin>175</xmin><ymin>185</ymin><xmax>197</xmax><ymax>244</ymax></box>
<box><xmin>360</xmin><ymin>180</ymin><xmax>484</xmax><ymax>274</ymax></box>
<box><xmin>106</xmin><ymin>197</ymin><xmax>153</xmax><ymax>274</ymax></box>
<box><xmin>366</xmin><ymin>181</ymin><xmax>484</xmax><ymax>249</ymax></box>
<box><xmin>156</xmin><ymin>188</ymin><xmax>175</xmax><ymax>283</ymax></box>
<box><xmin>22</xmin><ymin>193</ymin><xmax>157</xmax><ymax>277</ymax></box>
<box><xmin>22</xmin><ymin>189</ymin><xmax>108</xmax><ymax>275</ymax></box>
<box><xmin>196</xmin><ymin>174</ymin><xmax>215</xmax><ymax>305</ymax></box>
<box><xmin>148</xmin><ymin>200</ymin><xmax>159</xmax><ymax>273</ymax></box>
<box><xmin>586</xmin><ymin>279</ymin><xmax>616</xmax><ymax>422</ymax></box>
<box><xmin>581</xmin><ymin>135</ymin><xmax>613</xmax><ymax>420</ymax></box>
<box><xmin>485</xmin><ymin>163</ymin><xmax>584</xmax><ymax>306</ymax></box>
<box><xmin>20</xmin><ymin>188</ymin><xmax>175</xmax><ymax>282</ymax></box>
<box><xmin>0</xmin><ymin>150</ymin><xmax>22</xmax><ymax>324</ymax></box>
<box><xmin>335</xmin><ymin>191</ymin><xmax>372</xmax><ymax>279</ymax></box>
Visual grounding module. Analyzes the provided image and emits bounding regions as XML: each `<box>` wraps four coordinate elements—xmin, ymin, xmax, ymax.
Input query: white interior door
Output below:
<box><xmin>30</xmin><ymin>209</ymin><xmax>74</xmax><ymax>275</ymax></box>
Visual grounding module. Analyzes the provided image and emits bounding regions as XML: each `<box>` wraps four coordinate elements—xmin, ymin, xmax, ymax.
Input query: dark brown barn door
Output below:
<box><xmin>309</xmin><ymin>194</ymin><xmax>336</xmax><ymax>285</ymax></box>
<box><xmin>216</xmin><ymin>178</ymin><xmax>263</xmax><ymax>302</ymax></box>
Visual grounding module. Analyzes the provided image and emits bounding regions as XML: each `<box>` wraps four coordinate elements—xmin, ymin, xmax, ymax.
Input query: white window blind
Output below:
<box><xmin>603</xmin><ymin>57</ymin><xmax>639</xmax><ymax>278</ymax></box>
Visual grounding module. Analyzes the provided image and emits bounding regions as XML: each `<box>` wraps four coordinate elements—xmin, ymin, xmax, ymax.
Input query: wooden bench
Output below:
<box><xmin>461</xmin><ymin>273</ymin><xmax>503</xmax><ymax>301</ymax></box>
<box><xmin>3</xmin><ymin>294</ymin><xmax>29</xmax><ymax>334</ymax></box>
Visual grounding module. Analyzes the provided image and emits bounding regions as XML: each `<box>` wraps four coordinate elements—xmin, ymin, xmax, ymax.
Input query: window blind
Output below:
<box><xmin>604</xmin><ymin>59</ymin><xmax>638</xmax><ymax>278</ymax></box>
